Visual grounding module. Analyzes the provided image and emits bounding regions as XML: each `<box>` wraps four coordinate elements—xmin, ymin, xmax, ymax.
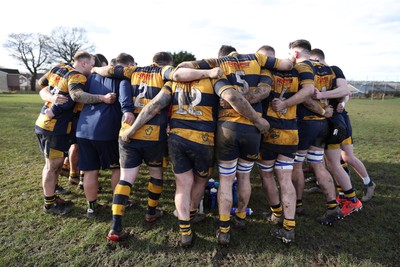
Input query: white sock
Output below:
<box><xmin>362</xmin><ymin>176</ymin><xmax>371</xmax><ymax>185</ymax></box>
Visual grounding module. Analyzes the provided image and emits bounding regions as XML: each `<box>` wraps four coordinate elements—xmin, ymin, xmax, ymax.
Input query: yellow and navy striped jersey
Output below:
<box><xmin>37</xmin><ymin>63</ymin><xmax>71</xmax><ymax>119</ymax></box>
<box><xmin>38</xmin><ymin>62</ymin><xmax>71</xmax><ymax>88</ymax></box>
<box><xmin>161</xmin><ymin>78</ymin><xmax>230</xmax><ymax>146</ymax></box>
<box><xmin>262</xmin><ymin>68</ymin><xmax>301</xmax><ymax>147</ymax></box>
<box><xmin>294</xmin><ymin>60</ymin><xmax>337</xmax><ymax>121</ymax></box>
<box><xmin>327</xmin><ymin>65</ymin><xmax>346</xmax><ymax>109</ymax></box>
<box><xmin>298</xmin><ymin>60</ymin><xmax>336</xmax><ymax>120</ymax></box>
<box><xmin>117</xmin><ymin>63</ymin><xmax>175</xmax><ymax>143</ymax></box>
<box><xmin>35</xmin><ymin>64</ymin><xmax>87</xmax><ymax>135</ymax></box>
<box><xmin>313</xmin><ymin>60</ymin><xmax>336</xmax><ymax>107</ymax></box>
<box><xmin>192</xmin><ymin>52</ymin><xmax>275</xmax><ymax>127</ymax></box>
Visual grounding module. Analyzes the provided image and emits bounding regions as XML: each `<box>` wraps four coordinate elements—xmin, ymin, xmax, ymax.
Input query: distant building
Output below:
<box><xmin>350</xmin><ymin>81</ymin><xmax>396</xmax><ymax>93</ymax></box>
<box><xmin>348</xmin><ymin>84</ymin><xmax>361</xmax><ymax>93</ymax></box>
<box><xmin>349</xmin><ymin>81</ymin><xmax>400</xmax><ymax>98</ymax></box>
<box><xmin>19</xmin><ymin>75</ymin><xmax>30</xmax><ymax>91</ymax></box>
<box><xmin>0</xmin><ymin>68</ymin><xmax>21</xmax><ymax>90</ymax></box>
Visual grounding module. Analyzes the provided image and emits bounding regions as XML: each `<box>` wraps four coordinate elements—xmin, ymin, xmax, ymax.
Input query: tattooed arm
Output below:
<box><xmin>221</xmin><ymin>88</ymin><xmax>270</xmax><ymax>133</ymax></box>
<box><xmin>91</xmin><ymin>65</ymin><xmax>113</xmax><ymax>77</ymax></box>
<box><xmin>70</xmin><ymin>90</ymin><xmax>116</xmax><ymax>104</ymax></box>
<box><xmin>121</xmin><ymin>90</ymin><xmax>172</xmax><ymax>141</ymax></box>
<box><xmin>242</xmin><ymin>68</ymin><xmax>272</xmax><ymax>104</ymax></box>
<box><xmin>172</xmin><ymin>67</ymin><xmax>222</xmax><ymax>82</ymax></box>
<box><xmin>221</xmin><ymin>85</ymin><xmax>271</xmax><ymax>108</ymax></box>
<box><xmin>68</xmin><ymin>73</ymin><xmax>116</xmax><ymax>104</ymax></box>
<box><xmin>242</xmin><ymin>85</ymin><xmax>271</xmax><ymax>104</ymax></box>
<box><xmin>303</xmin><ymin>98</ymin><xmax>333</xmax><ymax>118</ymax></box>
<box><xmin>271</xmin><ymin>83</ymin><xmax>314</xmax><ymax>112</ymax></box>
<box><xmin>314</xmin><ymin>79</ymin><xmax>350</xmax><ymax>100</ymax></box>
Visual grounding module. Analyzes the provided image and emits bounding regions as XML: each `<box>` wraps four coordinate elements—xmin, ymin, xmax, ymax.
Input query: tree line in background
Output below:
<box><xmin>3</xmin><ymin>26</ymin><xmax>196</xmax><ymax>91</ymax></box>
<box><xmin>4</xmin><ymin>27</ymin><xmax>397</xmax><ymax>95</ymax></box>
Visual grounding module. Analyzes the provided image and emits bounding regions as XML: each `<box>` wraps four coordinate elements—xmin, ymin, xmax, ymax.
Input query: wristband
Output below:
<box><xmin>321</xmin><ymin>109</ymin><xmax>326</xmax><ymax>116</ymax></box>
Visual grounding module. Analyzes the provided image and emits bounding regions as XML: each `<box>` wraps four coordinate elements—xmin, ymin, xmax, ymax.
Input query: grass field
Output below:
<box><xmin>0</xmin><ymin>94</ymin><xmax>399</xmax><ymax>267</ymax></box>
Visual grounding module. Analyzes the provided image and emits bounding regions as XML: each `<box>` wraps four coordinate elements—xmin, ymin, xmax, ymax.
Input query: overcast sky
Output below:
<box><xmin>1</xmin><ymin>0</ymin><xmax>399</xmax><ymax>81</ymax></box>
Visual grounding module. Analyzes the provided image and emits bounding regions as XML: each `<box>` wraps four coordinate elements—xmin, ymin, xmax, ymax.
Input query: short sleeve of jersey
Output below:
<box><xmin>112</xmin><ymin>65</ymin><xmax>136</xmax><ymax>79</ymax></box>
<box><xmin>161</xmin><ymin>81</ymin><xmax>173</xmax><ymax>95</ymax></box>
<box><xmin>295</xmin><ymin>61</ymin><xmax>315</xmax><ymax>86</ymax></box>
<box><xmin>39</xmin><ymin>64</ymin><xmax>63</xmax><ymax>87</ymax></box>
<box><xmin>191</xmin><ymin>59</ymin><xmax>215</xmax><ymax>69</ymax></box>
<box><xmin>68</xmin><ymin>73</ymin><xmax>88</xmax><ymax>94</ymax></box>
<box><xmin>331</xmin><ymin>65</ymin><xmax>346</xmax><ymax>79</ymax></box>
<box><xmin>212</xmin><ymin>75</ymin><xmax>233</xmax><ymax>97</ymax></box>
<box><xmin>255</xmin><ymin>53</ymin><xmax>280</xmax><ymax>70</ymax></box>
<box><xmin>259</xmin><ymin>68</ymin><xmax>273</xmax><ymax>87</ymax></box>
<box><xmin>39</xmin><ymin>71</ymin><xmax>51</xmax><ymax>87</ymax></box>
<box><xmin>161</xmin><ymin>65</ymin><xmax>175</xmax><ymax>81</ymax></box>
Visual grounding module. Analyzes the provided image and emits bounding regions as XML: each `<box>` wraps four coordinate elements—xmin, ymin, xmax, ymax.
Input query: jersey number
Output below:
<box><xmin>134</xmin><ymin>82</ymin><xmax>148</xmax><ymax>108</ymax></box>
<box><xmin>176</xmin><ymin>87</ymin><xmax>203</xmax><ymax>115</ymax></box>
<box><xmin>235</xmin><ymin>71</ymin><xmax>249</xmax><ymax>94</ymax></box>
<box><xmin>278</xmin><ymin>88</ymin><xmax>288</xmax><ymax>114</ymax></box>
<box><xmin>320</xmin><ymin>86</ymin><xmax>328</xmax><ymax>106</ymax></box>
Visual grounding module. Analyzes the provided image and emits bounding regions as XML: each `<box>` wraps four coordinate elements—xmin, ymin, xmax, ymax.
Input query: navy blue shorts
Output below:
<box><xmin>168</xmin><ymin>134</ymin><xmax>214</xmax><ymax>178</ymax></box>
<box><xmin>70</xmin><ymin>117</ymin><xmax>78</xmax><ymax>144</ymax></box>
<box><xmin>216</xmin><ymin>122</ymin><xmax>261</xmax><ymax>162</ymax></box>
<box><xmin>69</xmin><ymin>133</ymin><xmax>77</xmax><ymax>145</ymax></box>
<box><xmin>259</xmin><ymin>142</ymin><xmax>296</xmax><ymax>161</ymax></box>
<box><xmin>342</xmin><ymin>111</ymin><xmax>353</xmax><ymax>139</ymax></box>
<box><xmin>36</xmin><ymin>133</ymin><xmax>70</xmax><ymax>159</ymax></box>
<box><xmin>119</xmin><ymin>138</ymin><xmax>167</xmax><ymax>169</ymax></box>
<box><xmin>77</xmin><ymin>138</ymin><xmax>119</xmax><ymax>171</ymax></box>
<box><xmin>326</xmin><ymin>111</ymin><xmax>354</xmax><ymax>150</ymax></box>
<box><xmin>297</xmin><ymin>119</ymin><xmax>329</xmax><ymax>151</ymax></box>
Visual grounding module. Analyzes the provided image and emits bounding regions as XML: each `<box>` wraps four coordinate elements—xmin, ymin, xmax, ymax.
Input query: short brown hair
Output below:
<box><xmin>94</xmin><ymin>53</ymin><xmax>108</xmax><ymax>67</ymax></box>
<box><xmin>153</xmin><ymin>52</ymin><xmax>173</xmax><ymax>66</ymax></box>
<box><xmin>73</xmin><ymin>50</ymin><xmax>92</xmax><ymax>62</ymax></box>
<box><xmin>310</xmin><ymin>48</ymin><xmax>325</xmax><ymax>60</ymax></box>
<box><xmin>257</xmin><ymin>45</ymin><xmax>275</xmax><ymax>56</ymax></box>
<box><xmin>116</xmin><ymin>53</ymin><xmax>135</xmax><ymax>66</ymax></box>
<box><xmin>218</xmin><ymin>45</ymin><xmax>237</xmax><ymax>57</ymax></box>
<box><xmin>289</xmin><ymin>39</ymin><xmax>312</xmax><ymax>52</ymax></box>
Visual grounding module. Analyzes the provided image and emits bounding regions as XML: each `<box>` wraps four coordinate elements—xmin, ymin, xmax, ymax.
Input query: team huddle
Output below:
<box><xmin>34</xmin><ymin>39</ymin><xmax>376</xmax><ymax>246</ymax></box>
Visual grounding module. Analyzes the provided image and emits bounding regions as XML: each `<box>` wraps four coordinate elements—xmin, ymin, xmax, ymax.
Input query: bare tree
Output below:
<box><xmin>48</xmin><ymin>27</ymin><xmax>95</xmax><ymax>63</ymax></box>
<box><xmin>3</xmin><ymin>33</ymin><xmax>51</xmax><ymax>91</ymax></box>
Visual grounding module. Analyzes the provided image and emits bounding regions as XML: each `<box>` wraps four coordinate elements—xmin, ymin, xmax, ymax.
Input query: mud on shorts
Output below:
<box><xmin>216</xmin><ymin>122</ymin><xmax>261</xmax><ymax>162</ymax></box>
<box><xmin>119</xmin><ymin>138</ymin><xmax>167</xmax><ymax>169</ymax></box>
<box><xmin>259</xmin><ymin>142</ymin><xmax>296</xmax><ymax>161</ymax></box>
<box><xmin>168</xmin><ymin>134</ymin><xmax>214</xmax><ymax>178</ymax></box>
